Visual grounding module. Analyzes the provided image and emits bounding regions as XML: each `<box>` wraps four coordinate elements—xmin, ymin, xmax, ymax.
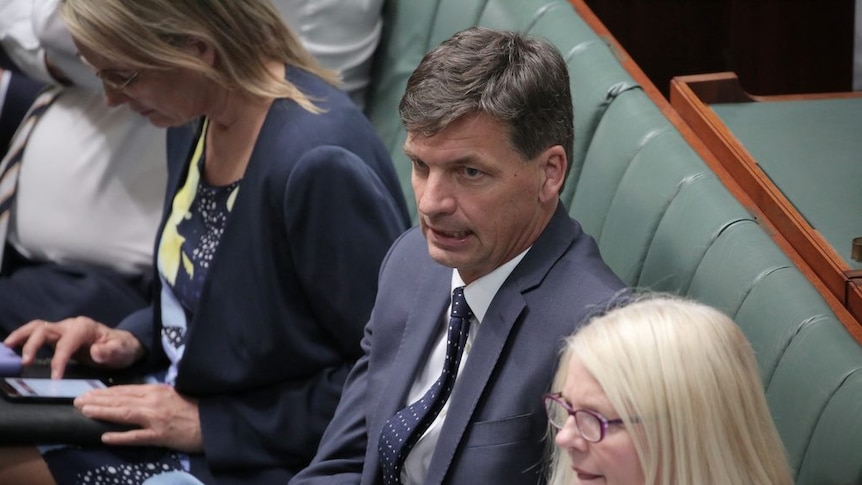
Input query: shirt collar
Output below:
<box><xmin>451</xmin><ymin>247</ymin><xmax>531</xmax><ymax>324</ymax></box>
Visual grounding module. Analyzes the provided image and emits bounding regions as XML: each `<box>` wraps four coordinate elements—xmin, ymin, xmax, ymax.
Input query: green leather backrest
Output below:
<box><xmin>569</xmin><ymin>88</ymin><xmax>675</xmax><ymax>240</ymax></box>
<box><xmin>687</xmin><ymin>221</ymin><xmax>796</xmax><ymax>323</ymax></box>
<box><xmin>575</xmin><ymin>83</ymin><xmax>862</xmax><ymax>483</ymax></box>
<box><xmin>366</xmin><ymin>0</ymin><xmax>632</xmax><ymax>222</ymax></box>
<box><xmin>638</xmin><ymin>176</ymin><xmax>752</xmax><ymax>294</ymax></box>
<box><xmin>686</xmin><ymin>221</ymin><xmax>828</xmax><ymax>385</ymax></box>
<box><xmin>766</xmin><ymin>320</ymin><xmax>862</xmax><ymax>481</ymax></box>
<box><xmin>733</xmin><ymin>267</ymin><xmax>836</xmax><ymax>385</ymax></box>
<box><xmin>795</xmin><ymin>368</ymin><xmax>862</xmax><ymax>485</ymax></box>
<box><xmin>569</xmin><ymin>88</ymin><xmax>751</xmax><ymax>287</ymax></box>
<box><xmin>559</xmin><ymin>45</ymin><xmax>636</xmax><ymax>207</ymax></box>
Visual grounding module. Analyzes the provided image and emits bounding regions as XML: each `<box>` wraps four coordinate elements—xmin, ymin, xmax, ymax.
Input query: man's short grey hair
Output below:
<box><xmin>400</xmin><ymin>26</ymin><xmax>573</xmax><ymax>168</ymax></box>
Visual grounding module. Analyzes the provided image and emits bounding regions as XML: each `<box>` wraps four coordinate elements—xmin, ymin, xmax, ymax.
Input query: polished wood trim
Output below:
<box><xmin>567</xmin><ymin>0</ymin><xmax>862</xmax><ymax>342</ymax></box>
<box><xmin>671</xmin><ymin>72</ymin><xmax>755</xmax><ymax>104</ymax></box>
<box><xmin>847</xmin><ymin>283</ymin><xmax>862</xmax><ymax>340</ymax></box>
<box><xmin>677</xmin><ymin>72</ymin><xmax>862</xmax><ymax>104</ymax></box>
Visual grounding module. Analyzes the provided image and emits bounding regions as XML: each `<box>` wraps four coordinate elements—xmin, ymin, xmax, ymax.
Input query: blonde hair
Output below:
<box><xmin>60</xmin><ymin>0</ymin><xmax>338</xmax><ymax>112</ymax></box>
<box><xmin>548</xmin><ymin>294</ymin><xmax>793</xmax><ymax>485</ymax></box>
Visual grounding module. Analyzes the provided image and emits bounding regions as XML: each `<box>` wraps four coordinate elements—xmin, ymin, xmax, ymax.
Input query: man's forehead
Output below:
<box><xmin>403</xmin><ymin>130</ymin><xmax>482</xmax><ymax>163</ymax></box>
<box><xmin>404</xmin><ymin>115</ymin><xmax>505</xmax><ymax>147</ymax></box>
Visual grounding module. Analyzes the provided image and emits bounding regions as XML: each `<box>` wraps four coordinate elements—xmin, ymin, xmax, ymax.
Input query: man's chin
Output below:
<box><xmin>426</xmin><ymin>244</ymin><xmax>462</xmax><ymax>269</ymax></box>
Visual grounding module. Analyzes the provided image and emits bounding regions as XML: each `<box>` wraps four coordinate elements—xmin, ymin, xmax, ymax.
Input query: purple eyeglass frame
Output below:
<box><xmin>543</xmin><ymin>392</ymin><xmax>625</xmax><ymax>443</ymax></box>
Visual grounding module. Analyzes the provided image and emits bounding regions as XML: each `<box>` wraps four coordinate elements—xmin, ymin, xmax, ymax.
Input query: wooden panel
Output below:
<box><xmin>583</xmin><ymin>0</ymin><xmax>730</xmax><ymax>98</ymax></box>
<box><xmin>729</xmin><ymin>0</ymin><xmax>854</xmax><ymax>95</ymax></box>
<box><xmin>583</xmin><ymin>0</ymin><xmax>854</xmax><ymax>97</ymax></box>
<box><xmin>847</xmin><ymin>281</ymin><xmax>862</xmax><ymax>342</ymax></box>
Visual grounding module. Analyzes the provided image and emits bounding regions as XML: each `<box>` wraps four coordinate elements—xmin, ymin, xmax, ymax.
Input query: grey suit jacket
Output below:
<box><xmin>292</xmin><ymin>204</ymin><xmax>625</xmax><ymax>484</ymax></box>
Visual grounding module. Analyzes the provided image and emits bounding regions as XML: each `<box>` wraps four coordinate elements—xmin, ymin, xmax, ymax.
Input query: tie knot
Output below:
<box><xmin>450</xmin><ymin>286</ymin><xmax>472</xmax><ymax>319</ymax></box>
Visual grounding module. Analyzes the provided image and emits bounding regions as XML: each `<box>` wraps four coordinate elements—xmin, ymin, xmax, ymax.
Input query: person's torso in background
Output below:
<box><xmin>275</xmin><ymin>0</ymin><xmax>385</xmax><ymax>109</ymax></box>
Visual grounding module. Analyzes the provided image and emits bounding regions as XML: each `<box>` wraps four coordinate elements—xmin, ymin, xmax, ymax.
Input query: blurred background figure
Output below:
<box><xmin>274</xmin><ymin>0</ymin><xmax>385</xmax><ymax>109</ymax></box>
<box><xmin>0</xmin><ymin>0</ymin><xmax>166</xmax><ymax>337</ymax></box>
<box><xmin>546</xmin><ymin>294</ymin><xmax>793</xmax><ymax>485</ymax></box>
<box><xmin>0</xmin><ymin>0</ymin><xmax>387</xmax><ymax>339</ymax></box>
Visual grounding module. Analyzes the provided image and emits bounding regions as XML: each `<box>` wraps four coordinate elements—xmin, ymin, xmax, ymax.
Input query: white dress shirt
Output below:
<box><xmin>0</xmin><ymin>0</ymin><xmax>166</xmax><ymax>276</ymax></box>
<box><xmin>401</xmin><ymin>249</ymin><xmax>530</xmax><ymax>484</ymax></box>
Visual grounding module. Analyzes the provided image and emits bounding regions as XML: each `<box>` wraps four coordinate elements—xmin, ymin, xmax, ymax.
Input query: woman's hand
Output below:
<box><xmin>75</xmin><ymin>384</ymin><xmax>204</xmax><ymax>453</ymax></box>
<box><xmin>3</xmin><ymin>316</ymin><xmax>144</xmax><ymax>379</ymax></box>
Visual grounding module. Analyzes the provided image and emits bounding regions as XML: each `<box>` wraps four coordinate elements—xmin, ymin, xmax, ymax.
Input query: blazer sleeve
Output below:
<box><xmin>198</xmin><ymin>145</ymin><xmax>408</xmax><ymax>472</ymax></box>
<box><xmin>289</xmin><ymin>230</ymin><xmax>415</xmax><ymax>484</ymax></box>
<box><xmin>288</xmin><ymin>299</ymin><xmax>376</xmax><ymax>484</ymax></box>
<box><xmin>283</xmin><ymin>145</ymin><xmax>408</xmax><ymax>354</ymax></box>
<box><xmin>199</xmin><ymin>362</ymin><xmax>354</xmax><ymax>473</ymax></box>
<box><xmin>117</xmin><ymin>305</ymin><xmax>170</xmax><ymax>371</ymax></box>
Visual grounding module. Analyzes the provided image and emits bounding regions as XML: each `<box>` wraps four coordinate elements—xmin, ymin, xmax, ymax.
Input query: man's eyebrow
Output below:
<box><xmin>402</xmin><ymin>149</ymin><xmax>480</xmax><ymax>167</ymax></box>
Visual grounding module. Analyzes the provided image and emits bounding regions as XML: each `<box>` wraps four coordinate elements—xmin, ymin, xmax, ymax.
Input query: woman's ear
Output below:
<box><xmin>185</xmin><ymin>37</ymin><xmax>216</xmax><ymax>66</ymax></box>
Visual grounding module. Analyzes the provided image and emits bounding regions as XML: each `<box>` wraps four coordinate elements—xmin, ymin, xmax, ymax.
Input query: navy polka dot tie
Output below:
<box><xmin>377</xmin><ymin>286</ymin><xmax>472</xmax><ymax>485</ymax></box>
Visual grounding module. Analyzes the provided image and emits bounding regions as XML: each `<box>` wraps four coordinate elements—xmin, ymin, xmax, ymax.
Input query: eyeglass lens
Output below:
<box><xmin>574</xmin><ymin>411</ymin><xmax>602</xmax><ymax>441</ymax></box>
<box><xmin>544</xmin><ymin>397</ymin><xmax>604</xmax><ymax>442</ymax></box>
<box><xmin>545</xmin><ymin>396</ymin><xmax>568</xmax><ymax>428</ymax></box>
<box><xmin>99</xmin><ymin>71</ymin><xmax>137</xmax><ymax>90</ymax></box>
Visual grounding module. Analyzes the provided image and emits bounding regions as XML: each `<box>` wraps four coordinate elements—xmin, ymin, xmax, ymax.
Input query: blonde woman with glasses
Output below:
<box><xmin>545</xmin><ymin>294</ymin><xmax>793</xmax><ymax>485</ymax></box>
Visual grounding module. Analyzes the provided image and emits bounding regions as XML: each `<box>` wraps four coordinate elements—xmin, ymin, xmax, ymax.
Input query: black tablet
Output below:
<box><xmin>0</xmin><ymin>377</ymin><xmax>106</xmax><ymax>403</ymax></box>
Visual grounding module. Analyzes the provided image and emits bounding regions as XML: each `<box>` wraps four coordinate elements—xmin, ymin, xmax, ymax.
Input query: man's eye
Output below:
<box><xmin>463</xmin><ymin>167</ymin><xmax>481</xmax><ymax>177</ymax></box>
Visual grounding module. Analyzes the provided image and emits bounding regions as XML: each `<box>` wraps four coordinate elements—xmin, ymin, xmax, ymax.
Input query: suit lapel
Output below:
<box><xmin>371</xmin><ymin>266</ymin><xmax>451</xmax><ymax>431</ymax></box>
<box><xmin>423</xmin><ymin>205</ymin><xmax>575</xmax><ymax>484</ymax></box>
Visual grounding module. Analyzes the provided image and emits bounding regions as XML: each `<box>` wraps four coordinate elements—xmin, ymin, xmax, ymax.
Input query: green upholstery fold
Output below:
<box><xmin>767</xmin><ymin>321</ymin><xmax>862</xmax><ymax>477</ymax></box>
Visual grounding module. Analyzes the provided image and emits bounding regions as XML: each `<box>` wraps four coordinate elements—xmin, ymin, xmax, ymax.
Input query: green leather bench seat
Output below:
<box><xmin>768</xmin><ymin>319</ymin><xmax>862</xmax><ymax>484</ymax></box>
<box><xmin>367</xmin><ymin>1</ymin><xmax>862</xmax><ymax>483</ymax></box>
<box><xmin>796</xmin><ymin>368</ymin><xmax>862</xmax><ymax>484</ymax></box>
<box><xmin>567</xmin><ymin>87</ymin><xmax>740</xmax><ymax>280</ymax></box>
<box><xmin>733</xmin><ymin>268</ymin><xmax>838</xmax><ymax>384</ymax></box>
<box><xmin>711</xmin><ymin>98</ymin><xmax>862</xmax><ymax>269</ymax></box>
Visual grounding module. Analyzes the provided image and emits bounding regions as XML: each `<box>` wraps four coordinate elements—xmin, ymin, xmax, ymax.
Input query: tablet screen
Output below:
<box><xmin>2</xmin><ymin>377</ymin><xmax>106</xmax><ymax>400</ymax></box>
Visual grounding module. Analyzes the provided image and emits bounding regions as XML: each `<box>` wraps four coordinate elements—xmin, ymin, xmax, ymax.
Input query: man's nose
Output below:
<box><xmin>415</xmin><ymin>171</ymin><xmax>456</xmax><ymax>217</ymax></box>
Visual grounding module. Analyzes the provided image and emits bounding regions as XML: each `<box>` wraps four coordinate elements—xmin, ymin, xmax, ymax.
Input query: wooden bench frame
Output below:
<box><xmin>668</xmin><ymin>72</ymin><xmax>862</xmax><ymax>332</ymax></box>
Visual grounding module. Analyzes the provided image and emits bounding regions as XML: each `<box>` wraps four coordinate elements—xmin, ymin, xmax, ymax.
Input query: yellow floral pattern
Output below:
<box><xmin>158</xmin><ymin>119</ymin><xmax>208</xmax><ymax>286</ymax></box>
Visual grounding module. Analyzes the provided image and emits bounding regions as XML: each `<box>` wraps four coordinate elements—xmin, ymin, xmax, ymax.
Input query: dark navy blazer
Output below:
<box><xmin>119</xmin><ymin>67</ymin><xmax>410</xmax><ymax>484</ymax></box>
<box><xmin>292</xmin><ymin>204</ymin><xmax>625</xmax><ymax>484</ymax></box>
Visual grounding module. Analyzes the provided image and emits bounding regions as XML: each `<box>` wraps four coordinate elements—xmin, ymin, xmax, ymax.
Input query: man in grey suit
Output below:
<box><xmin>292</xmin><ymin>27</ymin><xmax>625</xmax><ymax>485</ymax></box>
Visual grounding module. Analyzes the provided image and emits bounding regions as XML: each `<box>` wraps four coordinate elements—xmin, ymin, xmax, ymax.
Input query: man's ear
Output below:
<box><xmin>538</xmin><ymin>145</ymin><xmax>567</xmax><ymax>203</ymax></box>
